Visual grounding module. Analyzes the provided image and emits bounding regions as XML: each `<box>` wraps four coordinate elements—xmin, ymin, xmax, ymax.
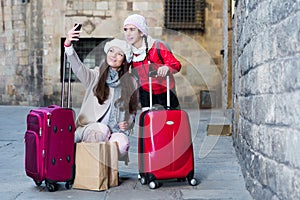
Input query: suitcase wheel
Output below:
<box><xmin>33</xmin><ymin>180</ymin><xmax>42</xmax><ymax>186</ymax></box>
<box><xmin>65</xmin><ymin>181</ymin><xmax>73</xmax><ymax>189</ymax></box>
<box><xmin>187</xmin><ymin>171</ymin><xmax>198</xmax><ymax>186</ymax></box>
<box><xmin>139</xmin><ymin>177</ymin><xmax>147</xmax><ymax>185</ymax></box>
<box><xmin>188</xmin><ymin>178</ymin><xmax>197</xmax><ymax>186</ymax></box>
<box><xmin>45</xmin><ymin>181</ymin><xmax>58</xmax><ymax>192</ymax></box>
<box><xmin>149</xmin><ymin>180</ymin><xmax>158</xmax><ymax>189</ymax></box>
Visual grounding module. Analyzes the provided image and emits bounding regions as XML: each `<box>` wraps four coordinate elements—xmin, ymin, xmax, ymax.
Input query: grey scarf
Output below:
<box><xmin>106</xmin><ymin>67</ymin><xmax>120</xmax><ymax>88</ymax></box>
<box><xmin>106</xmin><ymin>68</ymin><xmax>124</xmax><ymax>133</ymax></box>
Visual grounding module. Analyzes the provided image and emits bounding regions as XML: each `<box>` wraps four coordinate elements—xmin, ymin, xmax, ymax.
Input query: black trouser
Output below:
<box><xmin>139</xmin><ymin>87</ymin><xmax>180</xmax><ymax>109</ymax></box>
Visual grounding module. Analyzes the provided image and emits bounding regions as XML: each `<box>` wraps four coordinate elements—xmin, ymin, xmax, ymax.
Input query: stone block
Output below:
<box><xmin>73</xmin><ymin>1</ymin><xmax>83</xmax><ymax>10</ymax></box>
<box><xmin>133</xmin><ymin>2</ymin><xmax>148</xmax><ymax>11</ymax></box>
<box><xmin>274</xmin><ymin>16</ymin><xmax>300</xmax><ymax>57</ymax></box>
<box><xmin>19</xmin><ymin>57</ymin><xmax>28</xmax><ymax>65</ymax></box>
<box><xmin>282</xmin><ymin>57</ymin><xmax>300</xmax><ymax>91</ymax></box>
<box><xmin>292</xmin><ymin>170</ymin><xmax>300</xmax><ymax>199</ymax></box>
<box><xmin>96</xmin><ymin>1</ymin><xmax>109</xmax><ymax>10</ymax></box>
<box><xmin>256</xmin><ymin>155</ymin><xmax>268</xmax><ymax>186</ymax></box>
<box><xmin>93</xmin><ymin>10</ymin><xmax>105</xmax><ymax>17</ymax></box>
<box><xmin>1</xmin><ymin>94</ymin><xmax>12</xmax><ymax>104</ymax></box>
<box><xmin>275</xmin><ymin>92</ymin><xmax>300</xmax><ymax>127</ymax></box>
<box><xmin>270</xmin><ymin>0</ymin><xmax>297</xmax><ymax>24</ymax></box>
<box><xmin>81</xmin><ymin>10</ymin><xmax>93</xmax><ymax>16</ymax></box>
<box><xmin>285</xmin><ymin>130</ymin><xmax>300</xmax><ymax>168</ymax></box>
<box><xmin>43</xmin><ymin>84</ymin><xmax>53</xmax><ymax>96</ymax></box>
<box><xmin>149</xmin><ymin>3</ymin><xmax>164</xmax><ymax>11</ymax></box>
<box><xmin>82</xmin><ymin>1</ymin><xmax>95</xmax><ymax>10</ymax></box>
<box><xmin>277</xmin><ymin>164</ymin><xmax>294</xmax><ymax>200</ymax></box>
<box><xmin>116</xmin><ymin>2</ymin><xmax>127</xmax><ymax>10</ymax></box>
<box><xmin>257</xmin><ymin>125</ymin><xmax>272</xmax><ymax>158</ymax></box>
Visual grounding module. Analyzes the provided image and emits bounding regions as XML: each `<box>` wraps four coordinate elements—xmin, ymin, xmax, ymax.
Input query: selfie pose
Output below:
<box><xmin>64</xmin><ymin>25</ymin><xmax>138</xmax><ymax>160</ymax></box>
<box><xmin>123</xmin><ymin>14</ymin><xmax>181</xmax><ymax>110</ymax></box>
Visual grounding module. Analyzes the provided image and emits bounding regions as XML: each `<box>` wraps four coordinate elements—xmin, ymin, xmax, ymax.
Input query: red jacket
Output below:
<box><xmin>132</xmin><ymin>41</ymin><xmax>181</xmax><ymax>94</ymax></box>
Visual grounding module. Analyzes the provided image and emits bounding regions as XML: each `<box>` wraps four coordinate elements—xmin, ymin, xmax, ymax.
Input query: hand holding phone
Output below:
<box><xmin>65</xmin><ymin>24</ymin><xmax>82</xmax><ymax>46</ymax></box>
<box><xmin>73</xmin><ymin>23</ymin><xmax>82</xmax><ymax>40</ymax></box>
<box><xmin>74</xmin><ymin>23</ymin><xmax>82</xmax><ymax>31</ymax></box>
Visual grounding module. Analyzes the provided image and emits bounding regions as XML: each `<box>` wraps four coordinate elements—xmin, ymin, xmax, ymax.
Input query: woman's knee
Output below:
<box><xmin>109</xmin><ymin>132</ymin><xmax>129</xmax><ymax>157</ymax></box>
<box><xmin>81</xmin><ymin>123</ymin><xmax>111</xmax><ymax>143</ymax></box>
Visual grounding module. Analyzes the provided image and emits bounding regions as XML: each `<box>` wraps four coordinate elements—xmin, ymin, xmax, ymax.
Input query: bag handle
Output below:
<box><xmin>148</xmin><ymin>70</ymin><xmax>170</xmax><ymax>109</ymax></box>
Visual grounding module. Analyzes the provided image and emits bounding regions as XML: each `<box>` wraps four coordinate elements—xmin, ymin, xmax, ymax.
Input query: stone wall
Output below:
<box><xmin>0</xmin><ymin>0</ymin><xmax>224</xmax><ymax>108</ymax></box>
<box><xmin>0</xmin><ymin>0</ymin><xmax>44</xmax><ymax>106</ymax></box>
<box><xmin>232</xmin><ymin>0</ymin><xmax>300</xmax><ymax>199</ymax></box>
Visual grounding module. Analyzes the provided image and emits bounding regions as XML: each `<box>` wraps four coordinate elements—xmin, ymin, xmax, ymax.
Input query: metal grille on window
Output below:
<box><xmin>73</xmin><ymin>40</ymin><xmax>103</xmax><ymax>69</ymax></box>
<box><xmin>164</xmin><ymin>0</ymin><xmax>205</xmax><ymax>31</ymax></box>
<box><xmin>61</xmin><ymin>38</ymin><xmax>106</xmax><ymax>82</ymax></box>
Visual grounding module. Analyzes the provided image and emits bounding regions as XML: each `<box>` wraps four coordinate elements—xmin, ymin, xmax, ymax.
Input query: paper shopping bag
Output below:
<box><xmin>107</xmin><ymin>141</ymin><xmax>118</xmax><ymax>187</ymax></box>
<box><xmin>73</xmin><ymin>142</ymin><xmax>118</xmax><ymax>191</ymax></box>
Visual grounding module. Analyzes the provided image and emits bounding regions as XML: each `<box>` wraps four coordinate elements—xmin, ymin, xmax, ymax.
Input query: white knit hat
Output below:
<box><xmin>104</xmin><ymin>39</ymin><xmax>132</xmax><ymax>63</ymax></box>
<box><xmin>123</xmin><ymin>14</ymin><xmax>148</xmax><ymax>36</ymax></box>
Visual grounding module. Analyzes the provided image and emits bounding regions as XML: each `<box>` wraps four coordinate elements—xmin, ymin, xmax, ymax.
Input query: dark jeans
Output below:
<box><xmin>139</xmin><ymin>87</ymin><xmax>180</xmax><ymax>109</ymax></box>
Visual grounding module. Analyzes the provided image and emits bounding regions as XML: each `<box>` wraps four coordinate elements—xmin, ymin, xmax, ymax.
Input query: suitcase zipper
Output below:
<box><xmin>28</xmin><ymin>112</ymin><xmax>43</xmax><ymax>137</ymax></box>
<box><xmin>47</xmin><ymin>112</ymin><xmax>51</xmax><ymax>127</ymax></box>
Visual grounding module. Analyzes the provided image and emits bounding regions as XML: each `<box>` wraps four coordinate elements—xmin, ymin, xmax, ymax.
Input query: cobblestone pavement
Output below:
<box><xmin>0</xmin><ymin>105</ymin><xmax>252</xmax><ymax>200</ymax></box>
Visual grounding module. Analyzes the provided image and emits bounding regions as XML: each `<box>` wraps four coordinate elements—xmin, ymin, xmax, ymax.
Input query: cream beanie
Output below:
<box><xmin>104</xmin><ymin>39</ymin><xmax>132</xmax><ymax>63</ymax></box>
<box><xmin>123</xmin><ymin>14</ymin><xmax>148</xmax><ymax>36</ymax></box>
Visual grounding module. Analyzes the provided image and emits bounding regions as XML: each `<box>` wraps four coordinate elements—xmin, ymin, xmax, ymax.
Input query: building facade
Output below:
<box><xmin>0</xmin><ymin>0</ymin><xmax>224</xmax><ymax>108</ymax></box>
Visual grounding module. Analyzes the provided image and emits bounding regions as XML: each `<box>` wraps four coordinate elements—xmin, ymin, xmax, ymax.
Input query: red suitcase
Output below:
<box><xmin>138</xmin><ymin>71</ymin><xmax>197</xmax><ymax>189</ymax></box>
<box><xmin>24</xmin><ymin>52</ymin><xmax>75</xmax><ymax>192</ymax></box>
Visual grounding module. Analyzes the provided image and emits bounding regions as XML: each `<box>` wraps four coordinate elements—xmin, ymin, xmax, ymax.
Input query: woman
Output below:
<box><xmin>123</xmin><ymin>14</ymin><xmax>181</xmax><ymax>111</ymax></box>
<box><xmin>64</xmin><ymin>25</ymin><xmax>138</xmax><ymax>161</ymax></box>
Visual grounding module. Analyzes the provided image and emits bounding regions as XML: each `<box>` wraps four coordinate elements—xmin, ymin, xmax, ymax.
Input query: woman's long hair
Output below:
<box><xmin>94</xmin><ymin>57</ymin><xmax>138</xmax><ymax>115</ymax></box>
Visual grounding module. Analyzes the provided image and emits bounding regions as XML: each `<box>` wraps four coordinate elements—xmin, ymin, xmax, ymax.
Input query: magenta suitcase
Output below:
<box><xmin>25</xmin><ymin>105</ymin><xmax>75</xmax><ymax>191</ymax></box>
<box><xmin>138</xmin><ymin>71</ymin><xmax>197</xmax><ymax>189</ymax></box>
<box><xmin>24</xmin><ymin>52</ymin><xmax>75</xmax><ymax>192</ymax></box>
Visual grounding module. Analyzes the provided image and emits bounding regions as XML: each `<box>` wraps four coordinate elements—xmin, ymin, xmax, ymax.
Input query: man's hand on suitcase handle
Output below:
<box><xmin>157</xmin><ymin>66</ymin><xmax>170</xmax><ymax>77</ymax></box>
<box><xmin>149</xmin><ymin>67</ymin><xmax>170</xmax><ymax>77</ymax></box>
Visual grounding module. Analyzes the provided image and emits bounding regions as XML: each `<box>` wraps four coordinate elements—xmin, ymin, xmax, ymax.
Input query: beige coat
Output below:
<box><xmin>65</xmin><ymin>46</ymin><xmax>137</xmax><ymax>142</ymax></box>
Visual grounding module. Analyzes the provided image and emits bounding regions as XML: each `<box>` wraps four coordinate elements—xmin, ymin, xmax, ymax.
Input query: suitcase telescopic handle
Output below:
<box><xmin>148</xmin><ymin>70</ymin><xmax>170</xmax><ymax>109</ymax></box>
<box><xmin>61</xmin><ymin>52</ymin><xmax>72</xmax><ymax>108</ymax></box>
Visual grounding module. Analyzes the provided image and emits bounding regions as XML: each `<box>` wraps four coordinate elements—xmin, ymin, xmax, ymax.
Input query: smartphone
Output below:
<box><xmin>74</xmin><ymin>23</ymin><xmax>82</xmax><ymax>31</ymax></box>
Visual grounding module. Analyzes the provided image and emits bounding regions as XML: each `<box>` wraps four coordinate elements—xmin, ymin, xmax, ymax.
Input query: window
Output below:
<box><xmin>61</xmin><ymin>38</ymin><xmax>107</xmax><ymax>82</ymax></box>
<box><xmin>164</xmin><ymin>0</ymin><xmax>206</xmax><ymax>31</ymax></box>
